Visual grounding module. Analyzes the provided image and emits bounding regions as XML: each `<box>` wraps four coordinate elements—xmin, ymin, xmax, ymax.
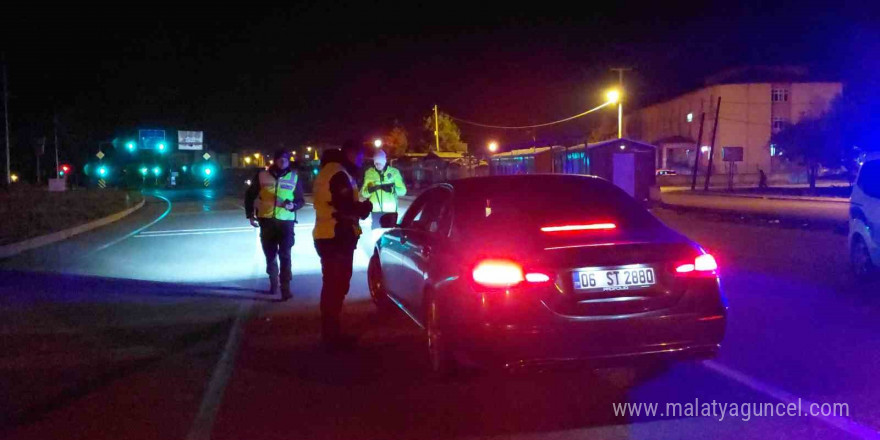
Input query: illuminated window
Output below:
<box><xmin>770</xmin><ymin>144</ymin><xmax>778</xmax><ymax>156</ymax></box>
<box><xmin>686</xmin><ymin>112</ymin><xmax>694</xmax><ymax>123</ymax></box>
<box><xmin>771</xmin><ymin>88</ymin><xmax>789</xmax><ymax>102</ymax></box>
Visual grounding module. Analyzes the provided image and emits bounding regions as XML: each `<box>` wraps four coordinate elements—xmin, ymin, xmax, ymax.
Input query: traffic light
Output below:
<box><xmin>157</xmin><ymin>143</ymin><xmax>166</xmax><ymax>153</ymax></box>
<box><xmin>182</xmin><ymin>165</ymin><xmax>188</xmax><ymax>172</ymax></box>
<box><xmin>139</xmin><ymin>167</ymin><xmax>148</xmax><ymax>176</ymax></box>
<box><xmin>59</xmin><ymin>164</ymin><xmax>71</xmax><ymax>177</ymax></box>
<box><xmin>152</xmin><ymin>166</ymin><xmax>162</xmax><ymax>176</ymax></box>
<box><xmin>97</xmin><ymin>166</ymin><xmax>108</xmax><ymax>177</ymax></box>
<box><xmin>126</xmin><ymin>141</ymin><xmax>136</xmax><ymax>152</ymax></box>
<box><xmin>203</xmin><ymin>167</ymin><xmax>213</xmax><ymax>177</ymax></box>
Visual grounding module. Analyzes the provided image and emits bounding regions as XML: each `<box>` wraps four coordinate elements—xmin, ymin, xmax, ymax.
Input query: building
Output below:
<box><xmin>626</xmin><ymin>67</ymin><xmax>842</xmax><ymax>181</ymax></box>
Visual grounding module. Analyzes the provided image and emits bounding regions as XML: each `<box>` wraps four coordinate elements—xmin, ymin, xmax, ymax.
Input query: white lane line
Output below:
<box><xmin>88</xmin><ymin>193</ymin><xmax>173</xmax><ymax>255</ymax></box>
<box><xmin>136</xmin><ymin>229</ymin><xmax>256</xmax><ymax>238</ymax></box>
<box><xmin>140</xmin><ymin>226</ymin><xmax>254</xmax><ymax>235</ymax></box>
<box><xmin>704</xmin><ymin>360</ymin><xmax>880</xmax><ymax>439</ymax></box>
<box><xmin>186</xmin><ymin>301</ymin><xmax>253</xmax><ymax>440</ymax></box>
<box><xmin>136</xmin><ymin>225</ymin><xmax>315</xmax><ymax>238</ymax></box>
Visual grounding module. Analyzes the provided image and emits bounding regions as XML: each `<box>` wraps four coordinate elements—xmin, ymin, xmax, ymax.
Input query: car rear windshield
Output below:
<box><xmin>453</xmin><ymin>176</ymin><xmax>661</xmax><ymax>238</ymax></box>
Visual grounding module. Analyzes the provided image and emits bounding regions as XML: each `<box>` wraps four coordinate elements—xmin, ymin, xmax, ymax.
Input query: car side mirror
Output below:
<box><xmin>379</xmin><ymin>212</ymin><xmax>398</xmax><ymax>228</ymax></box>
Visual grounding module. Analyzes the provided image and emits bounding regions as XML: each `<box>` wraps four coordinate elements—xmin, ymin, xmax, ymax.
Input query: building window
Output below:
<box><xmin>771</xmin><ymin>88</ymin><xmax>789</xmax><ymax>102</ymax></box>
<box><xmin>686</xmin><ymin>112</ymin><xmax>693</xmax><ymax>123</ymax></box>
<box><xmin>770</xmin><ymin>144</ymin><xmax>778</xmax><ymax>156</ymax></box>
<box><xmin>772</xmin><ymin>117</ymin><xmax>787</xmax><ymax>132</ymax></box>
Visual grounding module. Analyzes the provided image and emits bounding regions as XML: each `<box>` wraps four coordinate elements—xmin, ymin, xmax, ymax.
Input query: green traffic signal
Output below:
<box><xmin>152</xmin><ymin>166</ymin><xmax>161</xmax><ymax>176</ymax></box>
<box><xmin>139</xmin><ymin>167</ymin><xmax>148</xmax><ymax>176</ymax></box>
<box><xmin>127</xmin><ymin>142</ymin><xmax>136</xmax><ymax>151</ymax></box>
<box><xmin>97</xmin><ymin>166</ymin><xmax>107</xmax><ymax>177</ymax></box>
<box><xmin>157</xmin><ymin>143</ymin><xmax>166</xmax><ymax>152</ymax></box>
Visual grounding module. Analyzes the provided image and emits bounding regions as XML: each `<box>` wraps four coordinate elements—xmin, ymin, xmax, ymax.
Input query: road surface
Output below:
<box><xmin>1</xmin><ymin>188</ymin><xmax>879</xmax><ymax>440</ymax></box>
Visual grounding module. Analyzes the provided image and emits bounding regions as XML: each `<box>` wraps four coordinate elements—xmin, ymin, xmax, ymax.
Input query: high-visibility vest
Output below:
<box><xmin>255</xmin><ymin>169</ymin><xmax>298</xmax><ymax>221</ymax></box>
<box><xmin>313</xmin><ymin>162</ymin><xmax>361</xmax><ymax>240</ymax></box>
<box><xmin>361</xmin><ymin>166</ymin><xmax>407</xmax><ymax>213</ymax></box>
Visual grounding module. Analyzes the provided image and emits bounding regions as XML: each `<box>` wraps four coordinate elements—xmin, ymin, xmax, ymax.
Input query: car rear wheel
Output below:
<box><xmin>851</xmin><ymin>235</ymin><xmax>875</xmax><ymax>280</ymax></box>
<box><xmin>367</xmin><ymin>253</ymin><xmax>394</xmax><ymax>313</ymax></box>
<box><xmin>426</xmin><ymin>295</ymin><xmax>457</xmax><ymax>377</ymax></box>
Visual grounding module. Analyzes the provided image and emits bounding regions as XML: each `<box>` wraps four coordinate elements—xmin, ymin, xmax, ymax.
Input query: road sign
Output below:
<box><xmin>178</xmin><ymin>131</ymin><xmax>204</xmax><ymax>151</ymax></box>
<box><xmin>98</xmin><ymin>179</ymin><xmax>106</xmax><ymax>188</ymax></box>
<box><xmin>203</xmin><ymin>178</ymin><xmax>210</xmax><ymax>187</ymax></box>
<box><xmin>96</xmin><ymin>151</ymin><xmax>105</xmax><ymax>160</ymax></box>
<box><xmin>139</xmin><ymin>129</ymin><xmax>166</xmax><ymax>150</ymax></box>
<box><xmin>203</xmin><ymin>152</ymin><xmax>211</xmax><ymax>160</ymax></box>
<box><xmin>722</xmin><ymin>146</ymin><xmax>743</xmax><ymax>162</ymax></box>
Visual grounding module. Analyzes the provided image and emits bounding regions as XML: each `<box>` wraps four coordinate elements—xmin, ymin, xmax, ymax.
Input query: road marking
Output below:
<box><xmin>88</xmin><ymin>193</ymin><xmax>173</xmax><ymax>254</ymax></box>
<box><xmin>135</xmin><ymin>224</ymin><xmax>315</xmax><ymax>238</ymax></box>
<box><xmin>704</xmin><ymin>361</ymin><xmax>880</xmax><ymax>439</ymax></box>
<box><xmin>186</xmin><ymin>301</ymin><xmax>253</xmax><ymax>440</ymax></box>
<box><xmin>139</xmin><ymin>226</ymin><xmax>255</xmax><ymax>235</ymax></box>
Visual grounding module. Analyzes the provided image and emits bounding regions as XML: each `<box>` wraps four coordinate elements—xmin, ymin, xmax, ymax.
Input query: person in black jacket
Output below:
<box><xmin>244</xmin><ymin>149</ymin><xmax>305</xmax><ymax>300</ymax></box>
<box><xmin>312</xmin><ymin>141</ymin><xmax>372</xmax><ymax>347</ymax></box>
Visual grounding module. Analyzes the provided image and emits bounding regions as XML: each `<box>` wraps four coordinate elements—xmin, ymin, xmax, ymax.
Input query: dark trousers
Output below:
<box><xmin>258</xmin><ymin>218</ymin><xmax>295</xmax><ymax>282</ymax></box>
<box><xmin>315</xmin><ymin>238</ymin><xmax>356</xmax><ymax>339</ymax></box>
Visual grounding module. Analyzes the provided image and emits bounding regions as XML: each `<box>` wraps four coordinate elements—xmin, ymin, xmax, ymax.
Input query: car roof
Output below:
<box><xmin>445</xmin><ymin>174</ymin><xmax>608</xmax><ymax>192</ymax></box>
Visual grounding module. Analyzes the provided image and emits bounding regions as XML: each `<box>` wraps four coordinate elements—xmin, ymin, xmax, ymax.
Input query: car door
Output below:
<box><xmin>379</xmin><ymin>193</ymin><xmax>431</xmax><ymax>304</ymax></box>
<box><xmin>395</xmin><ymin>187</ymin><xmax>453</xmax><ymax>313</ymax></box>
<box><xmin>854</xmin><ymin>160</ymin><xmax>880</xmax><ymax>252</ymax></box>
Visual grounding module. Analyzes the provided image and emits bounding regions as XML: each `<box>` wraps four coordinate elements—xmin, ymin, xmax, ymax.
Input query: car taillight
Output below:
<box><xmin>541</xmin><ymin>222</ymin><xmax>617</xmax><ymax>233</ymax></box>
<box><xmin>675</xmin><ymin>253</ymin><xmax>718</xmax><ymax>276</ymax></box>
<box><xmin>472</xmin><ymin>259</ymin><xmax>551</xmax><ymax>288</ymax></box>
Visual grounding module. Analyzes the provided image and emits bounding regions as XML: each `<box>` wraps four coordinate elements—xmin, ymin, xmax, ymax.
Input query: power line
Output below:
<box><xmin>447</xmin><ymin>101</ymin><xmax>615</xmax><ymax>130</ymax></box>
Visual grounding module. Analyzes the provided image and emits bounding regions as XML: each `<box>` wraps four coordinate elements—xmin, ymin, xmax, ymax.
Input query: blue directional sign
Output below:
<box><xmin>138</xmin><ymin>129</ymin><xmax>167</xmax><ymax>150</ymax></box>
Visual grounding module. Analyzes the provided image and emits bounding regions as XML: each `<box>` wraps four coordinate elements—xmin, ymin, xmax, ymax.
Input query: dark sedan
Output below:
<box><xmin>368</xmin><ymin>174</ymin><xmax>727</xmax><ymax>375</ymax></box>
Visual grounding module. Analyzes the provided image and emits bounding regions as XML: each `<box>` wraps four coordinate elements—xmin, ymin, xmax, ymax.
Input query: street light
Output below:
<box><xmin>10</xmin><ymin>173</ymin><xmax>18</xmax><ymax>183</ymax></box>
<box><xmin>244</xmin><ymin>157</ymin><xmax>252</xmax><ymax>164</ymax></box>
<box><xmin>373</xmin><ymin>139</ymin><xmax>383</xmax><ymax>148</ymax></box>
<box><xmin>488</xmin><ymin>141</ymin><xmax>498</xmax><ymax>153</ymax></box>
<box><xmin>306</xmin><ymin>146</ymin><xmax>312</xmax><ymax>152</ymax></box>
<box><xmin>605</xmin><ymin>89</ymin><xmax>623</xmax><ymax>139</ymax></box>
<box><xmin>606</xmin><ymin>89</ymin><xmax>620</xmax><ymax>103</ymax></box>
<box><xmin>253</xmin><ymin>153</ymin><xmax>260</xmax><ymax>159</ymax></box>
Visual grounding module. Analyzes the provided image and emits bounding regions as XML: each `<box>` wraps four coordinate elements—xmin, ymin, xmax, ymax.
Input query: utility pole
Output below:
<box><xmin>690</xmin><ymin>112</ymin><xmax>706</xmax><ymax>190</ymax></box>
<box><xmin>3</xmin><ymin>53</ymin><xmax>10</xmax><ymax>186</ymax></box>
<box><xmin>53</xmin><ymin>112</ymin><xmax>59</xmax><ymax>177</ymax></box>
<box><xmin>610</xmin><ymin>67</ymin><xmax>631</xmax><ymax>139</ymax></box>
<box><xmin>704</xmin><ymin>96</ymin><xmax>722</xmax><ymax>191</ymax></box>
<box><xmin>433</xmin><ymin>104</ymin><xmax>440</xmax><ymax>153</ymax></box>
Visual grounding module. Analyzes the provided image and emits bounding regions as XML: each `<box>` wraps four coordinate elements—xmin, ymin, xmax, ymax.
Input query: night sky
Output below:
<box><xmin>2</xmin><ymin>2</ymin><xmax>876</xmax><ymax>162</ymax></box>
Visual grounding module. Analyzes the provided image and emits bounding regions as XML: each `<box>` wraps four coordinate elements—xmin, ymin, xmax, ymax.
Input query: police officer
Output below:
<box><xmin>361</xmin><ymin>149</ymin><xmax>407</xmax><ymax>229</ymax></box>
<box><xmin>245</xmin><ymin>149</ymin><xmax>305</xmax><ymax>301</ymax></box>
<box><xmin>313</xmin><ymin>141</ymin><xmax>372</xmax><ymax>348</ymax></box>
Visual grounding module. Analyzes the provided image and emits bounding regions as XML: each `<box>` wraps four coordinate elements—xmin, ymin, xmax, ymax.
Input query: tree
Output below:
<box><xmin>423</xmin><ymin>111</ymin><xmax>467</xmax><ymax>153</ymax></box>
<box><xmin>771</xmin><ymin>114</ymin><xmax>841</xmax><ymax>190</ymax></box>
<box><xmin>385</xmin><ymin>123</ymin><xmax>408</xmax><ymax>157</ymax></box>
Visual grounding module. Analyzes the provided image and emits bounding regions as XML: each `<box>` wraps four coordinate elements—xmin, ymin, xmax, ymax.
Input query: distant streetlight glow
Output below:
<box><xmin>10</xmin><ymin>173</ymin><xmax>18</xmax><ymax>183</ymax></box>
<box><xmin>373</xmin><ymin>139</ymin><xmax>383</xmax><ymax>148</ymax></box>
<box><xmin>306</xmin><ymin>146</ymin><xmax>312</xmax><ymax>152</ymax></box>
<box><xmin>244</xmin><ymin>157</ymin><xmax>252</xmax><ymax>164</ymax></box>
<box><xmin>253</xmin><ymin>153</ymin><xmax>260</xmax><ymax>159</ymax></box>
<box><xmin>488</xmin><ymin>141</ymin><xmax>498</xmax><ymax>153</ymax></box>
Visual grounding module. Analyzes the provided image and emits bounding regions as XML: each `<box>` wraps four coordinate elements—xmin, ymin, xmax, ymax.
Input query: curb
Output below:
<box><xmin>0</xmin><ymin>196</ymin><xmax>147</xmax><ymax>259</ymax></box>
<box><xmin>668</xmin><ymin>191</ymin><xmax>850</xmax><ymax>204</ymax></box>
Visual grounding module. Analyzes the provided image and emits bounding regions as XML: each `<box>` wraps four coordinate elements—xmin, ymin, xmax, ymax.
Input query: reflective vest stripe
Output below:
<box><xmin>255</xmin><ymin>170</ymin><xmax>298</xmax><ymax>221</ymax></box>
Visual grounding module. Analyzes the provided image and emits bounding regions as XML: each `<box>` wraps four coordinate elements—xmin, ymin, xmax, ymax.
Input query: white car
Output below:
<box><xmin>849</xmin><ymin>155</ymin><xmax>880</xmax><ymax>278</ymax></box>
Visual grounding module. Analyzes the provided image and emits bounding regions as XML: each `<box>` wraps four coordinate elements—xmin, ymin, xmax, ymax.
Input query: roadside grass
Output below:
<box><xmin>0</xmin><ymin>186</ymin><xmax>143</xmax><ymax>245</ymax></box>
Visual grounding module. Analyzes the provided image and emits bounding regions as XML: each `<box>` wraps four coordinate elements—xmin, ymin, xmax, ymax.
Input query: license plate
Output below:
<box><xmin>572</xmin><ymin>267</ymin><xmax>656</xmax><ymax>291</ymax></box>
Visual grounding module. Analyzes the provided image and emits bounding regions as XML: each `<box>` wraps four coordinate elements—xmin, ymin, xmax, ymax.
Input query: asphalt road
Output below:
<box><xmin>1</xmin><ymin>188</ymin><xmax>879</xmax><ymax>440</ymax></box>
